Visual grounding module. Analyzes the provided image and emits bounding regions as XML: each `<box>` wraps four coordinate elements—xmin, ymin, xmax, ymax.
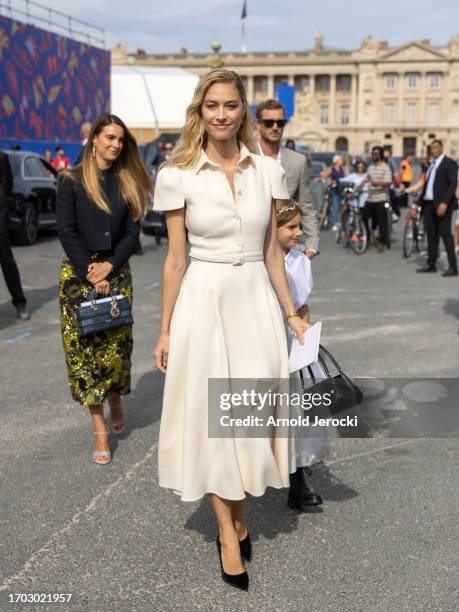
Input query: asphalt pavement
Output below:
<box><xmin>0</xmin><ymin>222</ymin><xmax>457</xmax><ymax>612</ymax></box>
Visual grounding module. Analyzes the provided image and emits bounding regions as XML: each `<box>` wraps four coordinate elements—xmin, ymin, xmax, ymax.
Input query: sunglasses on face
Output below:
<box><xmin>261</xmin><ymin>119</ymin><xmax>287</xmax><ymax>128</ymax></box>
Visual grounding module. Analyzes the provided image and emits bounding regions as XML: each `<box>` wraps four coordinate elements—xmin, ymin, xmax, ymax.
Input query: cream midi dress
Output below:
<box><xmin>154</xmin><ymin>145</ymin><xmax>296</xmax><ymax>501</ymax></box>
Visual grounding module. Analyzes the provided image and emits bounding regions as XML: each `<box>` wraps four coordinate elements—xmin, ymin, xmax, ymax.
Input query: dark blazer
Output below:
<box><xmin>56</xmin><ymin>168</ymin><xmax>140</xmax><ymax>280</ymax></box>
<box><xmin>0</xmin><ymin>151</ymin><xmax>13</xmax><ymax>233</ymax></box>
<box><xmin>421</xmin><ymin>155</ymin><xmax>458</xmax><ymax>211</ymax></box>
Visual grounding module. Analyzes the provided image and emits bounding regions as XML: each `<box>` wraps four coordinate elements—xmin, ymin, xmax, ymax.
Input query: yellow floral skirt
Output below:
<box><xmin>59</xmin><ymin>257</ymin><xmax>133</xmax><ymax>407</ymax></box>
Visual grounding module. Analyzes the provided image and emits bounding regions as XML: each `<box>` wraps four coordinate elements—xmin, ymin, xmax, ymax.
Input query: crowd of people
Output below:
<box><xmin>1</xmin><ymin>66</ymin><xmax>458</xmax><ymax>592</ymax></box>
<box><xmin>315</xmin><ymin>141</ymin><xmax>459</xmax><ymax>271</ymax></box>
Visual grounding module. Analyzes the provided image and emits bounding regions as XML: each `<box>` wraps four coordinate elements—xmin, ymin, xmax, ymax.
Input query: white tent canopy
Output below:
<box><xmin>111</xmin><ymin>65</ymin><xmax>199</xmax><ymax>130</ymax></box>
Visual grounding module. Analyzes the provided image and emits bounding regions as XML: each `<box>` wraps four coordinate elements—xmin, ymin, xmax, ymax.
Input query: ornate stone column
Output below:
<box><xmin>246</xmin><ymin>75</ymin><xmax>254</xmax><ymax>105</ymax></box>
<box><xmin>350</xmin><ymin>74</ymin><xmax>358</xmax><ymax>124</ymax></box>
<box><xmin>329</xmin><ymin>74</ymin><xmax>336</xmax><ymax>125</ymax></box>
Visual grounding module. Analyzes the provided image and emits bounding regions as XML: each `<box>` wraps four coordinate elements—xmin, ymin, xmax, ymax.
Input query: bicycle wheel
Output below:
<box><xmin>342</xmin><ymin>213</ymin><xmax>351</xmax><ymax>247</ymax></box>
<box><xmin>416</xmin><ymin>219</ymin><xmax>427</xmax><ymax>253</ymax></box>
<box><xmin>403</xmin><ymin>222</ymin><xmax>415</xmax><ymax>258</ymax></box>
<box><xmin>350</xmin><ymin>215</ymin><xmax>367</xmax><ymax>255</ymax></box>
<box><xmin>386</xmin><ymin>204</ymin><xmax>392</xmax><ymax>249</ymax></box>
<box><xmin>335</xmin><ymin>219</ymin><xmax>343</xmax><ymax>243</ymax></box>
<box><xmin>318</xmin><ymin>200</ymin><xmax>330</xmax><ymax>230</ymax></box>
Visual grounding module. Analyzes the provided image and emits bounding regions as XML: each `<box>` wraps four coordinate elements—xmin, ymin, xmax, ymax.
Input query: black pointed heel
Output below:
<box><xmin>216</xmin><ymin>536</ymin><xmax>249</xmax><ymax>591</ymax></box>
<box><xmin>239</xmin><ymin>532</ymin><xmax>252</xmax><ymax>562</ymax></box>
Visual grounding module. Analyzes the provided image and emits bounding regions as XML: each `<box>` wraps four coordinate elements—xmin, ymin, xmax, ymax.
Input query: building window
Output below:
<box><xmin>427</xmin><ymin>102</ymin><xmax>439</xmax><ymax>124</ymax></box>
<box><xmin>407</xmin><ymin>73</ymin><xmax>418</xmax><ymax>89</ymax></box>
<box><xmin>316</xmin><ymin>75</ymin><xmax>330</xmax><ymax>92</ymax></box>
<box><xmin>320</xmin><ymin>105</ymin><xmax>329</xmax><ymax>124</ymax></box>
<box><xmin>254</xmin><ymin>76</ymin><xmax>268</xmax><ymax>93</ymax></box>
<box><xmin>429</xmin><ymin>72</ymin><xmax>441</xmax><ymax>88</ymax></box>
<box><xmin>336</xmin><ymin>75</ymin><xmax>351</xmax><ymax>91</ymax></box>
<box><xmin>294</xmin><ymin>75</ymin><xmax>309</xmax><ymax>92</ymax></box>
<box><xmin>335</xmin><ymin>137</ymin><xmax>349</xmax><ymax>152</ymax></box>
<box><xmin>405</xmin><ymin>102</ymin><xmax>417</xmax><ymax>124</ymax></box>
<box><xmin>340</xmin><ymin>104</ymin><xmax>350</xmax><ymax>124</ymax></box>
<box><xmin>384</xmin><ymin>103</ymin><xmax>396</xmax><ymax>124</ymax></box>
<box><xmin>385</xmin><ymin>73</ymin><xmax>397</xmax><ymax>89</ymax></box>
<box><xmin>274</xmin><ymin>75</ymin><xmax>289</xmax><ymax>87</ymax></box>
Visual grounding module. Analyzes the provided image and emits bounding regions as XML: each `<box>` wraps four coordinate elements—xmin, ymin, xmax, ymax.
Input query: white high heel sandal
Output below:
<box><xmin>93</xmin><ymin>431</ymin><xmax>112</xmax><ymax>465</ymax></box>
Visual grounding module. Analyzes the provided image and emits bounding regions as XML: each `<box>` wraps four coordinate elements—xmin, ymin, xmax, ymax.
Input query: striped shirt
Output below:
<box><xmin>367</xmin><ymin>162</ymin><xmax>392</xmax><ymax>202</ymax></box>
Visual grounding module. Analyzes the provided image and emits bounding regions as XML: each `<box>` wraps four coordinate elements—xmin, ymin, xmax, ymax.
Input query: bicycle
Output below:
<box><xmin>335</xmin><ymin>184</ymin><xmax>354</xmax><ymax>245</ymax></box>
<box><xmin>337</xmin><ymin>186</ymin><xmax>367</xmax><ymax>254</ymax></box>
<box><xmin>317</xmin><ymin>180</ymin><xmax>336</xmax><ymax>230</ymax></box>
<box><xmin>403</xmin><ymin>199</ymin><xmax>426</xmax><ymax>258</ymax></box>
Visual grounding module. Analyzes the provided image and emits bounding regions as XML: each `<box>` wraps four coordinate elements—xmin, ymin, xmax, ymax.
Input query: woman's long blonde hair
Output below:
<box><xmin>67</xmin><ymin>114</ymin><xmax>152</xmax><ymax>221</ymax></box>
<box><xmin>167</xmin><ymin>69</ymin><xmax>255</xmax><ymax>169</ymax></box>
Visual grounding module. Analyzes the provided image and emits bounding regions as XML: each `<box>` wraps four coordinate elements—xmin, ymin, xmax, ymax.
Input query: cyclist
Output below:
<box><xmin>322</xmin><ymin>154</ymin><xmax>346</xmax><ymax>231</ymax></box>
<box><xmin>340</xmin><ymin>160</ymin><xmax>369</xmax><ymax>207</ymax></box>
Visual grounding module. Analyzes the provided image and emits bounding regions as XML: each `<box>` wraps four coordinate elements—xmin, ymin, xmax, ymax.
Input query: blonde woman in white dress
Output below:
<box><xmin>153</xmin><ymin>69</ymin><xmax>308</xmax><ymax>591</ymax></box>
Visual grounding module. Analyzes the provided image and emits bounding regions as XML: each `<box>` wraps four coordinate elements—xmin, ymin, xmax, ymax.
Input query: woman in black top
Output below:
<box><xmin>57</xmin><ymin>114</ymin><xmax>152</xmax><ymax>465</ymax></box>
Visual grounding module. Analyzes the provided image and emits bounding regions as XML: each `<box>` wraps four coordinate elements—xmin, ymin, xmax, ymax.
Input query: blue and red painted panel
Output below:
<box><xmin>0</xmin><ymin>15</ymin><xmax>110</xmax><ymax>142</ymax></box>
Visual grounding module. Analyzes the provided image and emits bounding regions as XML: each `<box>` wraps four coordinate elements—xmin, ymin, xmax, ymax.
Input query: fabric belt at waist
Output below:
<box><xmin>189</xmin><ymin>254</ymin><xmax>264</xmax><ymax>266</ymax></box>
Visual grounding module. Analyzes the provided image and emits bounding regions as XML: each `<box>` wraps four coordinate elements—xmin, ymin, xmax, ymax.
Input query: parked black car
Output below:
<box><xmin>141</xmin><ymin>192</ymin><xmax>167</xmax><ymax>245</ymax></box>
<box><xmin>2</xmin><ymin>150</ymin><xmax>58</xmax><ymax>245</ymax></box>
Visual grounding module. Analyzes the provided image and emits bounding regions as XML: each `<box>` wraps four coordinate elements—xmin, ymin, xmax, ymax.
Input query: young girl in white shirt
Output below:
<box><xmin>276</xmin><ymin>199</ymin><xmax>328</xmax><ymax>510</ymax></box>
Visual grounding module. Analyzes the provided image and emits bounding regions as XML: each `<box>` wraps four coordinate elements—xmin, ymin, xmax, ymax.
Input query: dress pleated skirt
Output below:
<box><xmin>59</xmin><ymin>257</ymin><xmax>133</xmax><ymax>407</ymax></box>
<box><xmin>158</xmin><ymin>260</ymin><xmax>296</xmax><ymax>502</ymax></box>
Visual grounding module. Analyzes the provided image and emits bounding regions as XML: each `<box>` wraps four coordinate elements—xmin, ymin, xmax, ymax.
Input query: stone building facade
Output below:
<box><xmin>111</xmin><ymin>35</ymin><xmax>459</xmax><ymax>157</ymax></box>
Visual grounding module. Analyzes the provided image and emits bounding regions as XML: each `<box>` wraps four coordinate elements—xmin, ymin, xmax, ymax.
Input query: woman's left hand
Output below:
<box><xmin>288</xmin><ymin>316</ymin><xmax>311</xmax><ymax>345</ymax></box>
<box><xmin>87</xmin><ymin>262</ymin><xmax>113</xmax><ymax>285</ymax></box>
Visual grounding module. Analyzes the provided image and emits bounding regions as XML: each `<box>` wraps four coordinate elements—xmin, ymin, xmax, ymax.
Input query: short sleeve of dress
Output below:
<box><xmin>153</xmin><ymin>166</ymin><xmax>185</xmax><ymax>211</ymax></box>
<box><xmin>265</xmin><ymin>157</ymin><xmax>289</xmax><ymax>199</ymax></box>
<box><xmin>300</xmin><ymin>253</ymin><xmax>313</xmax><ymax>303</ymax></box>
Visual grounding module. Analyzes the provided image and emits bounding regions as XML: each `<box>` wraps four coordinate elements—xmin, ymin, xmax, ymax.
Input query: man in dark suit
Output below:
<box><xmin>0</xmin><ymin>151</ymin><xmax>30</xmax><ymax>319</ymax></box>
<box><xmin>417</xmin><ymin>140</ymin><xmax>458</xmax><ymax>276</ymax></box>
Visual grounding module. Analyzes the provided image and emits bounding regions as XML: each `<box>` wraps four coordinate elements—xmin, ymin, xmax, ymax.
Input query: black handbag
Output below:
<box><xmin>299</xmin><ymin>344</ymin><xmax>363</xmax><ymax>416</ymax></box>
<box><xmin>76</xmin><ymin>289</ymin><xmax>133</xmax><ymax>338</ymax></box>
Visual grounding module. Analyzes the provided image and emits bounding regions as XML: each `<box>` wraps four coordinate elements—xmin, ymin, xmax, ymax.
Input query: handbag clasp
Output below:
<box><xmin>110</xmin><ymin>296</ymin><xmax>120</xmax><ymax>318</ymax></box>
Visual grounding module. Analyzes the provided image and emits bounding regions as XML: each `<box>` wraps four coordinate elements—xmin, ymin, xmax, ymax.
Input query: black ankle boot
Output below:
<box><xmin>287</xmin><ymin>466</ymin><xmax>323</xmax><ymax>510</ymax></box>
<box><xmin>216</xmin><ymin>537</ymin><xmax>249</xmax><ymax>591</ymax></box>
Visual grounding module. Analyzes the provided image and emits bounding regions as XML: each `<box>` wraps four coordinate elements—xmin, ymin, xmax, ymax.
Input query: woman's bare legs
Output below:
<box><xmin>209</xmin><ymin>494</ymin><xmax>245</xmax><ymax>574</ymax></box>
<box><xmin>231</xmin><ymin>500</ymin><xmax>248</xmax><ymax>541</ymax></box>
<box><xmin>89</xmin><ymin>404</ymin><xmax>110</xmax><ymax>462</ymax></box>
<box><xmin>108</xmin><ymin>391</ymin><xmax>124</xmax><ymax>432</ymax></box>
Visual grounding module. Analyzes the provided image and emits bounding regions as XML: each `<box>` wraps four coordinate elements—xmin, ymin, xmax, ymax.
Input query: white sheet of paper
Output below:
<box><xmin>288</xmin><ymin>321</ymin><xmax>322</xmax><ymax>373</ymax></box>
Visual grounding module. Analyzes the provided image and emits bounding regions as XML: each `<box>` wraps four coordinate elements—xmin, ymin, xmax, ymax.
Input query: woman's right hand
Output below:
<box><xmin>154</xmin><ymin>332</ymin><xmax>170</xmax><ymax>373</ymax></box>
<box><xmin>94</xmin><ymin>280</ymin><xmax>110</xmax><ymax>296</ymax></box>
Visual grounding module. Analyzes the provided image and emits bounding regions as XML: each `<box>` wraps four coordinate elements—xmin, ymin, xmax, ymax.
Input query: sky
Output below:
<box><xmin>11</xmin><ymin>0</ymin><xmax>459</xmax><ymax>54</ymax></box>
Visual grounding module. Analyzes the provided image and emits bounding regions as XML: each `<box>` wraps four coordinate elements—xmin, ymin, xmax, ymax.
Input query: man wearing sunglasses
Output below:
<box><xmin>256</xmin><ymin>99</ymin><xmax>319</xmax><ymax>259</ymax></box>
